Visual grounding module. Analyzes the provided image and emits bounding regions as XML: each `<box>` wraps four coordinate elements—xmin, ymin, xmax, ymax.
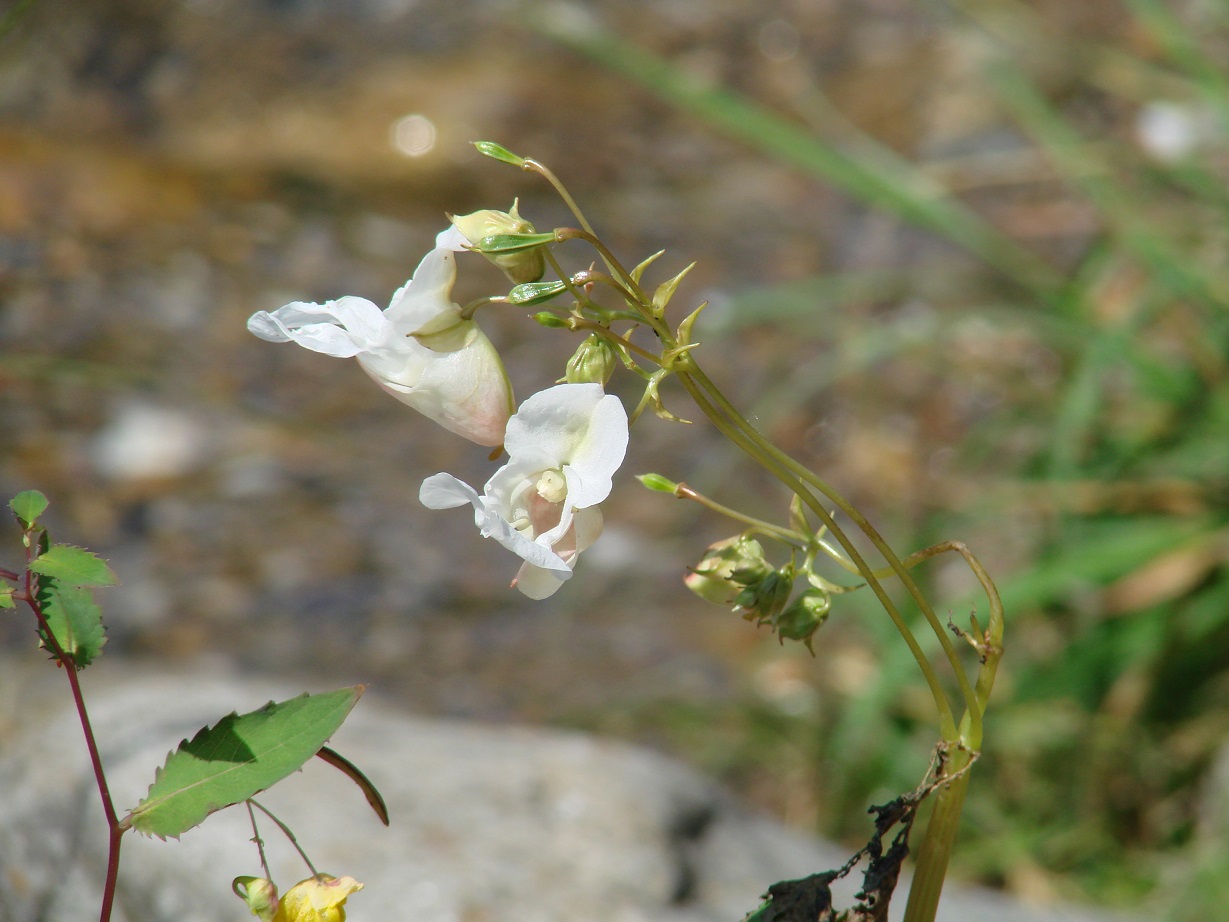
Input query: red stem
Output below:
<box><xmin>23</xmin><ymin>538</ymin><xmax>124</xmax><ymax>922</ymax></box>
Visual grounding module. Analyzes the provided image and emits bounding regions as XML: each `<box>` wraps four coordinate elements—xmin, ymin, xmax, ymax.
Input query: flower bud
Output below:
<box><xmin>774</xmin><ymin>587</ymin><xmax>831</xmax><ymax>652</ymax></box>
<box><xmin>450</xmin><ymin>201</ymin><xmax>546</xmax><ymax>284</ymax></box>
<box><xmin>737</xmin><ymin>567</ymin><xmax>794</xmax><ymax>623</ymax></box>
<box><xmin>565</xmin><ymin>333</ymin><xmax>618</xmax><ymax>386</ymax></box>
<box><xmin>636</xmin><ymin>473</ymin><xmax>678</xmax><ymax>494</ymax></box>
<box><xmin>234</xmin><ymin>876</ymin><xmax>279</xmax><ymax>921</ymax></box>
<box><xmin>685</xmin><ymin>535</ymin><xmax>771</xmax><ymax>606</ymax></box>
<box><xmin>472</xmin><ymin>140</ymin><xmax>525</xmax><ymax>166</ymax></box>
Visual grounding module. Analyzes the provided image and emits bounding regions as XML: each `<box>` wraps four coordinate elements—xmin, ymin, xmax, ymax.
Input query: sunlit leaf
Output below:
<box><xmin>36</xmin><ymin>577</ymin><xmax>106</xmax><ymax>667</ymax></box>
<box><xmin>29</xmin><ymin>544</ymin><xmax>118</xmax><ymax>588</ymax></box>
<box><xmin>126</xmin><ymin>687</ymin><xmax>363</xmax><ymax>839</ymax></box>
<box><xmin>9</xmin><ymin>490</ymin><xmax>48</xmax><ymax>528</ymax></box>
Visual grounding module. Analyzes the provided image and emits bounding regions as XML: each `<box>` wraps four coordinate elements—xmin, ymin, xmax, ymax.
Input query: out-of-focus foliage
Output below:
<box><xmin>542</xmin><ymin>1</ymin><xmax>1229</xmax><ymax>915</ymax></box>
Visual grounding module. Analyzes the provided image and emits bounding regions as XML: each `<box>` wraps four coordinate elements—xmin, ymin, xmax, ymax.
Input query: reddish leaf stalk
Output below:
<box><xmin>23</xmin><ymin>537</ymin><xmax>124</xmax><ymax>922</ymax></box>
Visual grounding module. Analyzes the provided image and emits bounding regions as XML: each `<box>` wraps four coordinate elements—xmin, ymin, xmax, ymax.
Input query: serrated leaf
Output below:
<box><xmin>29</xmin><ymin>544</ymin><xmax>118</xmax><ymax>588</ymax></box>
<box><xmin>126</xmin><ymin>687</ymin><xmax>363</xmax><ymax>839</ymax></box>
<box><xmin>37</xmin><ymin>577</ymin><xmax>106</xmax><ymax>667</ymax></box>
<box><xmin>9</xmin><ymin>490</ymin><xmax>49</xmax><ymax>527</ymax></box>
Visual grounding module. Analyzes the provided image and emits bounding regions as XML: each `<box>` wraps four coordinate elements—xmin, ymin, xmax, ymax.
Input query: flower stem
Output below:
<box><xmin>23</xmin><ymin>537</ymin><xmax>123</xmax><ymax>922</ymax></box>
<box><xmin>673</xmin><ymin>482</ymin><xmax>806</xmax><ymax>546</ymax></box>
<box><xmin>902</xmin><ymin>753</ymin><xmax>973</xmax><ymax>922</ymax></box>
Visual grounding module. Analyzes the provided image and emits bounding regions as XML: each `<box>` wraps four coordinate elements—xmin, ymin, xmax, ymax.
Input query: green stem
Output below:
<box><xmin>23</xmin><ymin>536</ymin><xmax>124</xmax><ymax>922</ymax></box>
<box><xmin>676</xmin><ymin>372</ymin><xmax>959</xmax><ymax>739</ymax></box>
<box><xmin>673</xmin><ymin>482</ymin><xmax>806</xmax><ymax>546</ymax></box>
<box><xmin>685</xmin><ymin>362</ymin><xmax>982</xmax><ymax>733</ymax></box>
<box><xmin>902</xmin><ymin>754</ymin><xmax>973</xmax><ymax>922</ymax></box>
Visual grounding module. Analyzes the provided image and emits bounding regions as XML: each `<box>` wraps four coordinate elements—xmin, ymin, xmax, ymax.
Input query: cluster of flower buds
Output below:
<box><xmin>235</xmin><ymin>874</ymin><xmax>363</xmax><ymax>922</ymax></box>
<box><xmin>686</xmin><ymin>536</ymin><xmax>831</xmax><ymax>651</ymax></box>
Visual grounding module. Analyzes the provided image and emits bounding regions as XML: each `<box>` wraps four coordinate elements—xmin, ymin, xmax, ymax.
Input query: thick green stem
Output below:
<box><xmin>903</xmin><ymin>754</ymin><xmax>973</xmax><ymax>922</ymax></box>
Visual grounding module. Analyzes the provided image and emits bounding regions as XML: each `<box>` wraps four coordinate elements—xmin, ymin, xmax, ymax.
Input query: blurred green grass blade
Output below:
<box><xmin>987</xmin><ymin>63</ymin><xmax>1225</xmax><ymax>312</ymax></box>
<box><xmin>993</xmin><ymin>516</ymin><xmax>1215</xmax><ymax>617</ymax></box>
<box><xmin>527</xmin><ymin>6</ymin><xmax>1064</xmax><ymax>300</ymax></box>
<box><xmin>1125</xmin><ymin>0</ymin><xmax>1229</xmax><ymax>131</ymax></box>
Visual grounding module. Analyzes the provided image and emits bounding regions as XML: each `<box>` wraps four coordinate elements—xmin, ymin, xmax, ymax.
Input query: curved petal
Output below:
<box><xmin>435</xmin><ymin>225</ymin><xmax>469</xmax><ymax>251</ymax></box>
<box><xmin>422</xmin><ymin>471</ymin><xmax>572</xmax><ymax>578</ymax></box>
<box><xmin>503</xmin><ymin>383</ymin><xmax>607</xmax><ymax>464</ymax></box>
<box><xmin>367</xmin><ymin>326</ymin><xmax>513</xmax><ymax>447</ymax></box>
<box><xmin>247</xmin><ymin>297</ymin><xmax>387</xmax><ymax>357</ymax></box>
<box><xmin>385</xmin><ymin>247</ymin><xmax>459</xmax><ymax>331</ymax></box>
<box><xmin>512</xmin><ymin>561</ymin><xmax>570</xmax><ymax>600</ymax></box>
<box><xmin>571</xmin><ymin>506</ymin><xmax>604</xmax><ymax>554</ymax></box>
<box><xmin>569</xmin><ymin>393</ymin><xmax>629</xmax><ymax>482</ymax></box>
<box><xmin>419</xmin><ymin>473</ymin><xmax>482</xmax><ymax>511</ymax></box>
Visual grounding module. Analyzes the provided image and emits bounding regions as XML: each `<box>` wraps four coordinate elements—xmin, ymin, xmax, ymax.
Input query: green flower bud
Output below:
<box><xmin>685</xmin><ymin>535</ymin><xmax>771</xmax><ymax>606</ymax></box>
<box><xmin>636</xmin><ymin>473</ymin><xmax>678</xmax><ymax>494</ymax></box>
<box><xmin>737</xmin><ymin>567</ymin><xmax>794</xmax><ymax>623</ymax></box>
<box><xmin>234</xmin><ymin>876</ymin><xmax>279</xmax><ymax>921</ymax></box>
<box><xmin>532</xmin><ymin>312</ymin><xmax>569</xmax><ymax>328</ymax></box>
<box><xmin>471</xmin><ymin>140</ymin><xmax>525</xmax><ymax>166</ymax></box>
<box><xmin>507</xmin><ymin>280</ymin><xmax>568</xmax><ymax>306</ymax></box>
<box><xmin>565</xmin><ymin>333</ymin><xmax>618</xmax><ymax>386</ymax></box>
<box><xmin>775</xmin><ymin>587</ymin><xmax>831</xmax><ymax>653</ymax></box>
<box><xmin>450</xmin><ymin>201</ymin><xmax>546</xmax><ymax>283</ymax></box>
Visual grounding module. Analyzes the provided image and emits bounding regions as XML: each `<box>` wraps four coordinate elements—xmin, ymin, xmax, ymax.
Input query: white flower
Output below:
<box><xmin>247</xmin><ymin>239</ymin><xmax>513</xmax><ymax>446</ymax></box>
<box><xmin>419</xmin><ymin>383</ymin><xmax>629</xmax><ymax>599</ymax></box>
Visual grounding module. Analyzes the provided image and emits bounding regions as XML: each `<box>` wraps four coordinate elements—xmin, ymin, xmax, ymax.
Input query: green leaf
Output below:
<box><xmin>37</xmin><ymin>577</ymin><xmax>106</xmax><ymax>667</ymax></box>
<box><xmin>0</xmin><ymin>586</ymin><xmax>14</xmax><ymax>609</ymax></box>
<box><xmin>9</xmin><ymin>490</ymin><xmax>48</xmax><ymax>527</ymax></box>
<box><xmin>126</xmin><ymin>687</ymin><xmax>364</xmax><ymax>839</ymax></box>
<box><xmin>29</xmin><ymin>544</ymin><xmax>119</xmax><ymax>588</ymax></box>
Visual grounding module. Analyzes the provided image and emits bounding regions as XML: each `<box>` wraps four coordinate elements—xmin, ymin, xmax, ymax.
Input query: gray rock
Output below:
<box><xmin>0</xmin><ymin>663</ymin><xmax>1137</xmax><ymax>922</ymax></box>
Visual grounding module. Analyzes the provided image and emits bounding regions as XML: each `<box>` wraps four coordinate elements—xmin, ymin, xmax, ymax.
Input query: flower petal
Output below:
<box><xmin>503</xmin><ymin>383</ymin><xmax>608</xmax><ymax>464</ymax></box>
<box><xmin>419</xmin><ymin>473</ymin><xmax>481</xmax><ymax>510</ymax></box>
<box><xmin>247</xmin><ymin>298</ymin><xmax>387</xmax><ymax>357</ymax></box>
<box><xmin>512</xmin><ymin>561</ymin><xmax>570</xmax><ymax>599</ymax></box>
<box><xmin>420</xmin><ymin>472</ymin><xmax>573</xmax><ymax>577</ymax></box>
<box><xmin>370</xmin><ymin>324</ymin><xmax>513</xmax><ymax>446</ymax></box>
<box><xmin>435</xmin><ymin>224</ymin><xmax>469</xmax><ymax>251</ymax></box>
<box><xmin>385</xmin><ymin>247</ymin><xmax>459</xmax><ymax>331</ymax></box>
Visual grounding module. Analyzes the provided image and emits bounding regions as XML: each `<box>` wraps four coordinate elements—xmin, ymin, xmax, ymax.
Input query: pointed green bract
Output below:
<box><xmin>37</xmin><ymin>577</ymin><xmax>106</xmax><ymax>667</ymax></box>
<box><xmin>629</xmin><ymin>250</ymin><xmax>664</xmax><ymax>285</ymax></box>
<box><xmin>29</xmin><ymin>544</ymin><xmax>119</xmax><ymax>588</ymax></box>
<box><xmin>652</xmin><ymin>261</ymin><xmax>696</xmax><ymax>314</ymax></box>
<box><xmin>507</xmin><ymin>280</ymin><xmax>568</xmax><ymax>305</ymax></box>
<box><xmin>9</xmin><ymin>490</ymin><xmax>48</xmax><ymax>527</ymax></box>
<box><xmin>126</xmin><ymin>687</ymin><xmax>363</xmax><ymax>839</ymax></box>
<box><xmin>471</xmin><ymin>140</ymin><xmax>525</xmax><ymax>166</ymax></box>
<box><xmin>477</xmin><ymin>232</ymin><xmax>556</xmax><ymax>254</ymax></box>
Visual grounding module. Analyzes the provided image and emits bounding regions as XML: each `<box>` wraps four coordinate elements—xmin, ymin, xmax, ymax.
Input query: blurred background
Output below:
<box><xmin>2</xmin><ymin>0</ymin><xmax>1228</xmax><ymax>916</ymax></box>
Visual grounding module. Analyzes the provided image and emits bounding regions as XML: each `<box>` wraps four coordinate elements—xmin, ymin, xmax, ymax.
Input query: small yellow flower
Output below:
<box><xmin>272</xmin><ymin>875</ymin><xmax>364</xmax><ymax>922</ymax></box>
